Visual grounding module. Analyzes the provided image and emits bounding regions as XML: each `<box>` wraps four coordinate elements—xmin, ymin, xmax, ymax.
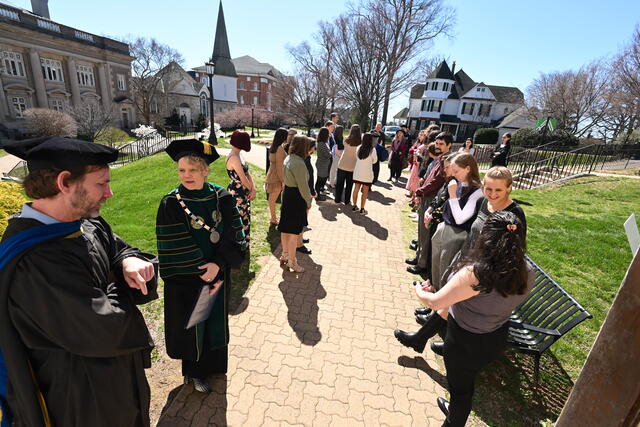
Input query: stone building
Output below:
<box><xmin>0</xmin><ymin>0</ymin><xmax>135</xmax><ymax>136</ymax></box>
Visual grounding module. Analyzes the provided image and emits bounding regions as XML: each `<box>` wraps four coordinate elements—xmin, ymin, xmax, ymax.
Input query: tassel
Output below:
<box><xmin>202</xmin><ymin>141</ymin><xmax>212</xmax><ymax>155</ymax></box>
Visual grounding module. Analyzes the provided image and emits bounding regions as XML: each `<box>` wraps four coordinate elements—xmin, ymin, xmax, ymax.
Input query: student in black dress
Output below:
<box><xmin>491</xmin><ymin>133</ymin><xmax>512</xmax><ymax>167</ymax></box>
<box><xmin>415</xmin><ymin>211</ymin><xmax>533</xmax><ymax>426</ymax></box>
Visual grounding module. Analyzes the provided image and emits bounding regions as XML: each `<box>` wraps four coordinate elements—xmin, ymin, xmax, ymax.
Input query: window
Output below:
<box><xmin>117</xmin><ymin>74</ymin><xmax>126</xmax><ymax>91</ymax></box>
<box><xmin>2</xmin><ymin>51</ymin><xmax>25</xmax><ymax>77</ymax></box>
<box><xmin>442</xmin><ymin>82</ymin><xmax>450</xmax><ymax>92</ymax></box>
<box><xmin>477</xmin><ymin>104</ymin><xmax>483</xmax><ymax>116</ymax></box>
<box><xmin>200</xmin><ymin>94</ymin><xmax>208</xmax><ymax>116</ymax></box>
<box><xmin>49</xmin><ymin>99</ymin><xmax>64</xmax><ymax>112</ymax></box>
<box><xmin>76</xmin><ymin>65</ymin><xmax>95</xmax><ymax>87</ymax></box>
<box><xmin>11</xmin><ymin>96</ymin><xmax>26</xmax><ymax>118</ymax></box>
<box><xmin>469</xmin><ymin>103</ymin><xmax>475</xmax><ymax>115</ymax></box>
<box><xmin>430</xmin><ymin>81</ymin><xmax>438</xmax><ymax>90</ymax></box>
<box><xmin>421</xmin><ymin>100</ymin><xmax>426</xmax><ymax>111</ymax></box>
<box><xmin>239</xmin><ymin>81</ymin><xmax>245</xmax><ymax>90</ymax></box>
<box><xmin>253</xmin><ymin>82</ymin><xmax>258</xmax><ymax>91</ymax></box>
<box><xmin>252</xmin><ymin>96</ymin><xmax>258</xmax><ymax>106</ymax></box>
<box><xmin>240</xmin><ymin>95</ymin><xmax>244</xmax><ymax>104</ymax></box>
<box><xmin>268</xmin><ymin>83</ymin><xmax>272</xmax><ymax>90</ymax></box>
<box><xmin>481</xmin><ymin>88</ymin><xmax>485</xmax><ymax>92</ymax></box>
<box><xmin>485</xmin><ymin>104</ymin><xmax>492</xmax><ymax>116</ymax></box>
<box><xmin>246</xmin><ymin>77</ymin><xmax>251</xmax><ymax>81</ymax></box>
<box><xmin>461</xmin><ymin>102</ymin><xmax>467</xmax><ymax>115</ymax></box>
<box><xmin>427</xmin><ymin>99</ymin><xmax>434</xmax><ymax>111</ymax></box>
<box><xmin>503</xmin><ymin>107</ymin><xmax>509</xmax><ymax>115</ymax></box>
<box><xmin>150</xmin><ymin>98</ymin><xmax>158</xmax><ymax>114</ymax></box>
<box><xmin>40</xmin><ymin>58</ymin><xmax>64</xmax><ymax>82</ymax></box>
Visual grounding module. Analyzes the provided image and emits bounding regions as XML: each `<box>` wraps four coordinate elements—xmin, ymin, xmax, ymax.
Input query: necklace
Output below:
<box><xmin>175</xmin><ymin>192</ymin><xmax>222</xmax><ymax>244</ymax></box>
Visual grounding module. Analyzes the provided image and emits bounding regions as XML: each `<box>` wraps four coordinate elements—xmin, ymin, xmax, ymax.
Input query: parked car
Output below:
<box><xmin>383</xmin><ymin>125</ymin><xmax>401</xmax><ymax>139</ymax></box>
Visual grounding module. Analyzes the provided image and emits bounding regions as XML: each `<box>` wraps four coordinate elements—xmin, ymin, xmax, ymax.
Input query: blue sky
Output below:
<box><xmin>5</xmin><ymin>0</ymin><xmax>639</xmax><ymax>115</ymax></box>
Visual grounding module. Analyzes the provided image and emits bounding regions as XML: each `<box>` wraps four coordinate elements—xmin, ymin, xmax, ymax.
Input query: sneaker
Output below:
<box><xmin>352</xmin><ymin>205</ymin><xmax>359</xmax><ymax>211</ymax></box>
<box><xmin>360</xmin><ymin>208</ymin><xmax>367</xmax><ymax>215</ymax></box>
<box><xmin>408</xmin><ymin>213</ymin><xmax>418</xmax><ymax>219</ymax></box>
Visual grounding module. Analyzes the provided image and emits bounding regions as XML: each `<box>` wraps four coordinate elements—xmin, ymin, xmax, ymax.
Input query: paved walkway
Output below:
<box><xmin>0</xmin><ymin>154</ymin><xmax>21</xmax><ymax>176</ymax></box>
<box><xmin>157</xmin><ymin>162</ymin><xmax>448</xmax><ymax>426</ymax></box>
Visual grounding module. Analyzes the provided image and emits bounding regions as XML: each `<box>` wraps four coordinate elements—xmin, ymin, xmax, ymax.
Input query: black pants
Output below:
<box><xmin>373</xmin><ymin>161</ymin><xmax>380</xmax><ymax>183</ymax></box>
<box><xmin>335</xmin><ymin>168</ymin><xmax>353</xmax><ymax>203</ymax></box>
<box><xmin>315</xmin><ymin>175</ymin><xmax>328</xmax><ymax>195</ymax></box>
<box><xmin>182</xmin><ymin>345</ymin><xmax>228</xmax><ymax>378</ymax></box>
<box><xmin>442</xmin><ymin>316</ymin><xmax>508</xmax><ymax>427</ymax></box>
<box><xmin>389</xmin><ymin>159</ymin><xmax>403</xmax><ymax>179</ymax></box>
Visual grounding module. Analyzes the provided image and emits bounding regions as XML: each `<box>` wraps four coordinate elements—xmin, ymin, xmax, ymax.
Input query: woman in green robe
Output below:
<box><xmin>156</xmin><ymin>139</ymin><xmax>246</xmax><ymax>393</ymax></box>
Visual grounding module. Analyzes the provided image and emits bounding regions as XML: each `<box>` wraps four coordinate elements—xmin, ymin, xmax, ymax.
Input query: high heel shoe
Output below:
<box><xmin>287</xmin><ymin>259</ymin><xmax>304</xmax><ymax>273</ymax></box>
<box><xmin>279</xmin><ymin>253</ymin><xmax>288</xmax><ymax>266</ymax></box>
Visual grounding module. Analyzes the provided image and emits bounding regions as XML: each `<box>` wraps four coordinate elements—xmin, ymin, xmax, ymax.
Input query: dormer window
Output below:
<box><xmin>430</xmin><ymin>81</ymin><xmax>438</xmax><ymax>90</ymax></box>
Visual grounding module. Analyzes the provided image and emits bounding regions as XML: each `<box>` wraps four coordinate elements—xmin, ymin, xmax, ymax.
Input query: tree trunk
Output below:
<box><xmin>381</xmin><ymin>76</ymin><xmax>392</xmax><ymax>125</ymax></box>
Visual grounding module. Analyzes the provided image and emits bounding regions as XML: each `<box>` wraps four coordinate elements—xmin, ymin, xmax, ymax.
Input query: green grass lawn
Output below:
<box><xmin>0</xmin><ymin>149</ymin><xmax>6</xmax><ymax>157</ymax></box>
<box><xmin>101</xmin><ymin>153</ymin><xmax>273</xmax><ymax>359</ymax></box>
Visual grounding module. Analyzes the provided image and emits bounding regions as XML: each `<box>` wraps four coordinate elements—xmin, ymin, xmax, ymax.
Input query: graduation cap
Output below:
<box><xmin>165</xmin><ymin>139</ymin><xmax>220</xmax><ymax>164</ymax></box>
<box><xmin>1</xmin><ymin>137</ymin><xmax>120</xmax><ymax>172</ymax></box>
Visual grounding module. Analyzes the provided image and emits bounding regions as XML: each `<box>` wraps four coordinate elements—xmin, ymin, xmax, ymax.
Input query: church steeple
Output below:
<box><xmin>210</xmin><ymin>1</ymin><xmax>237</xmax><ymax>77</ymax></box>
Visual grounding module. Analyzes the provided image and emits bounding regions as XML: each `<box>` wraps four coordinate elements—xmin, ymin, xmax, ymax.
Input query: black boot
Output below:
<box><xmin>394</xmin><ymin>312</ymin><xmax>447</xmax><ymax>353</ymax></box>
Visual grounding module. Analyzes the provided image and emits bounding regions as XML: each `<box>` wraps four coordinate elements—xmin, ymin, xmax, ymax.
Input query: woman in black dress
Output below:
<box><xmin>156</xmin><ymin>139</ymin><xmax>247</xmax><ymax>393</ymax></box>
<box><xmin>279</xmin><ymin>136</ymin><xmax>314</xmax><ymax>273</ymax></box>
<box><xmin>226</xmin><ymin>131</ymin><xmax>255</xmax><ymax>241</ymax></box>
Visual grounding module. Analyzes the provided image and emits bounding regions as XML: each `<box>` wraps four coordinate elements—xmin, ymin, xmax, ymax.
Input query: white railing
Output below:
<box><xmin>37</xmin><ymin>19</ymin><xmax>60</xmax><ymax>32</ymax></box>
<box><xmin>0</xmin><ymin>7</ymin><xmax>20</xmax><ymax>21</ymax></box>
<box><xmin>74</xmin><ymin>30</ymin><xmax>94</xmax><ymax>42</ymax></box>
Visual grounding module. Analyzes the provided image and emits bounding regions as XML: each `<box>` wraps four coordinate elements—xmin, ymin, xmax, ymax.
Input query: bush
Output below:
<box><xmin>473</xmin><ymin>128</ymin><xmax>499</xmax><ymax>145</ymax></box>
<box><xmin>0</xmin><ymin>182</ymin><xmax>27</xmax><ymax>235</ymax></box>
<box><xmin>164</xmin><ymin>109</ymin><xmax>181</xmax><ymax>128</ymax></box>
<box><xmin>511</xmin><ymin>127</ymin><xmax>579</xmax><ymax>147</ymax></box>
<box><xmin>24</xmin><ymin>108</ymin><xmax>77</xmax><ymax>137</ymax></box>
<box><xmin>94</xmin><ymin>126</ymin><xmax>130</xmax><ymax>147</ymax></box>
<box><xmin>195</xmin><ymin>113</ymin><xmax>207</xmax><ymax>132</ymax></box>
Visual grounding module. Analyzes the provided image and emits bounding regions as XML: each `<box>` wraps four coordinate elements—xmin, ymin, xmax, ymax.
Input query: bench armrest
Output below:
<box><xmin>507</xmin><ymin>320</ymin><xmax>562</xmax><ymax>337</ymax></box>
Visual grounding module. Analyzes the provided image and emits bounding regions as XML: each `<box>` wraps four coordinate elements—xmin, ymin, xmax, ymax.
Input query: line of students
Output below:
<box><xmin>394</xmin><ymin>137</ymin><xmax>532</xmax><ymax>425</ymax></box>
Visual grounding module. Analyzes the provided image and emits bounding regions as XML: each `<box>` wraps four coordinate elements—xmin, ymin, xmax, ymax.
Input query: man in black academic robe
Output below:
<box><xmin>0</xmin><ymin>137</ymin><xmax>158</xmax><ymax>427</ymax></box>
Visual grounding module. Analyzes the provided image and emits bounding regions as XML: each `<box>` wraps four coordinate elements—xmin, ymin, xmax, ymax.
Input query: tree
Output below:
<box><xmin>24</xmin><ymin>108</ymin><xmax>77</xmax><ymax>137</ymax></box>
<box><xmin>278</xmin><ymin>70</ymin><xmax>327</xmax><ymax>134</ymax></box>
<box><xmin>353</xmin><ymin>0</ymin><xmax>455</xmax><ymax>124</ymax></box>
<box><xmin>615</xmin><ymin>26</ymin><xmax>640</xmax><ymax>101</ymax></box>
<box><xmin>129</xmin><ymin>37</ymin><xmax>184</xmax><ymax>124</ymax></box>
<box><xmin>69</xmin><ymin>103</ymin><xmax>114</xmax><ymax>141</ymax></box>
<box><xmin>526</xmin><ymin>61</ymin><xmax>610</xmax><ymax>137</ymax></box>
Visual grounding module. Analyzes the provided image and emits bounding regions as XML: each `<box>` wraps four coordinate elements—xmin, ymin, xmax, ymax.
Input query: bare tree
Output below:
<box><xmin>129</xmin><ymin>37</ymin><xmax>184</xmax><ymax>124</ymax></box>
<box><xmin>24</xmin><ymin>108</ymin><xmax>77</xmax><ymax>137</ymax></box>
<box><xmin>526</xmin><ymin>61</ymin><xmax>610</xmax><ymax>137</ymax></box>
<box><xmin>615</xmin><ymin>26</ymin><xmax>640</xmax><ymax>101</ymax></box>
<box><xmin>278</xmin><ymin>70</ymin><xmax>327</xmax><ymax>135</ymax></box>
<box><xmin>69</xmin><ymin>103</ymin><xmax>114</xmax><ymax>141</ymax></box>
<box><xmin>353</xmin><ymin>0</ymin><xmax>455</xmax><ymax>124</ymax></box>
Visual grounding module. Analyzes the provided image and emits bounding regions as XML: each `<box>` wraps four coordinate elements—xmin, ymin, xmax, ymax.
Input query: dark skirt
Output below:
<box><xmin>278</xmin><ymin>185</ymin><xmax>308</xmax><ymax>234</ymax></box>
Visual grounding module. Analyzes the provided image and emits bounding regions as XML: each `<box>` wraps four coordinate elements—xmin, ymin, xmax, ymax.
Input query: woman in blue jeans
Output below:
<box><xmin>415</xmin><ymin>211</ymin><xmax>533</xmax><ymax>426</ymax></box>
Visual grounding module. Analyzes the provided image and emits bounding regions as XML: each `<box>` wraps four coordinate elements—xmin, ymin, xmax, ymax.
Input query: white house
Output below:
<box><xmin>405</xmin><ymin>61</ymin><xmax>524</xmax><ymax>141</ymax></box>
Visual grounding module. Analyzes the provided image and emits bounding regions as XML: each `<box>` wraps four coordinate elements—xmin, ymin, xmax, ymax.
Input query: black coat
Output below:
<box><xmin>0</xmin><ymin>216</ymin><xmax>158</xmax><ymax>427</ymax></box>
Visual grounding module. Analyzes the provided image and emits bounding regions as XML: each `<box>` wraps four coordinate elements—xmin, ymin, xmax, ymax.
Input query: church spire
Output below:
<box><xmin>210</xmin><ymin>1</ymin><xmax>237</xmax><ymax>77</ymax></box>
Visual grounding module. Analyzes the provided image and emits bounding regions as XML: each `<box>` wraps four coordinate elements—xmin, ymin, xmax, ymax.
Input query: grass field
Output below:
<box><xmin>0</xmin><ymin>149</ymin><xmax>6</xmax><ymax>157</ymax></box>
<box><xmin>400</xmin><ymin>174</ymin><xmax>638</xmax><ymax>425</ymax></box>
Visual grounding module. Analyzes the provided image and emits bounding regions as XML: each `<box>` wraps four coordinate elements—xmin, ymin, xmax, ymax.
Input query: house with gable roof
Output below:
<box><xmin>405</xmin><ymin>60</ymin><xmax>525</xmax><ymax>141</ymax></box>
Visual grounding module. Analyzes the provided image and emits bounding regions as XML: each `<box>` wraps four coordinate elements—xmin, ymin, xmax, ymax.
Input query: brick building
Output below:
<box><xmin>232</xmin><ymin>55</ymin><xmax>284</xmax><ymax>113</ymax></box>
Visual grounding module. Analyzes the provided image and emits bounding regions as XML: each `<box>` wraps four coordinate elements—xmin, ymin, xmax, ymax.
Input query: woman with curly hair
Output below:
<box><xmin>415</xmin><ymin>210</ymin><xmax>533</xmax><ymax>426</ymax></box>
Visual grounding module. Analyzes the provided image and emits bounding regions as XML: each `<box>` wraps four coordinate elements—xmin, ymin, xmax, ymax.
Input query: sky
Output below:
<box><xmin>5</xmin><ymin>0</ymin><xmax>640</xmax><ymax>116</ymax></box>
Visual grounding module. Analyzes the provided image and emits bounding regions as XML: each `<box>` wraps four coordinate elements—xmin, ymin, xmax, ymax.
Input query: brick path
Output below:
<box><xmin>157</xmin><ymin>168</ymin><xmax>448</xmax><ymax>426</ymax></box>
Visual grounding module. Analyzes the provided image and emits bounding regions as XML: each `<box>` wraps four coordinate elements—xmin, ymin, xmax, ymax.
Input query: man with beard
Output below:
<box><xmin>407</xmin><ymin>132</ymin><xmax>453</xmax><ymax>275</ymax></box>
<box><xmin>0</xmin><ymin>137</ymin><xmax>158</xmax><ymax>427</ymax></box>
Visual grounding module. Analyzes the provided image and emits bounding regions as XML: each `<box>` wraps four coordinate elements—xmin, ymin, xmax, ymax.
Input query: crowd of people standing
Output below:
<box><xmin>0</xmin><ymin>116</ymin><xmax>527</xmax><ymax>426</ymax></box>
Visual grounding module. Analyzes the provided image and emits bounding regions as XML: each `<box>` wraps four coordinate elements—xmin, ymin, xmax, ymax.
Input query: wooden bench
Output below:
<box><xmin>507</xmin><ymin>255</ymin><xmax>593</xmax><ymax>383</ymax></box>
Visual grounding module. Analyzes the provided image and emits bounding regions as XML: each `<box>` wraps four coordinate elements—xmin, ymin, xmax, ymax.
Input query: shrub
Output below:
<box><xmin>94</xmin><ymin>126</ymin><xmax>130</xmax><ymax>147</ymax></box>
<box><xmin>473</xmin><ymin>128</ymin><xmax>499</xmax><ymax>145</ymax></box>
<box><xmin>511</xmin><ymin>127</ymin><xmax>579</xmax><ymax>147</ymax></box>
<box><xmin>0</xmin><ymin>182</ymin><xmax>27</xmax><ymax>235</ymax></box>
<box><xmin>512</xmin><ymin>128</ymin><xmax>539</xmax><ymax>146</ymax></box>
<box><xmin>195</xmin><ymin>113</ymin><xmax>207</xmax><ymax>132</ymax></box>
<box><xmin>24</xmin><ymin>108</ymin><xmax>77</xmax><ymax>137</ymax></box>
<box><xmin>164</xmin><ymin>109</ymin><xmax>181</xmax><ymax>128</ymax></box>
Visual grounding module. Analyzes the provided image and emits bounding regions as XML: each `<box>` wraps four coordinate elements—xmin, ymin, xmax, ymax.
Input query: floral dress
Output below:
<box><xmin>227</xmin><ymin>161</ymin><xmax>251</xmax><ymax>240</ymax></box>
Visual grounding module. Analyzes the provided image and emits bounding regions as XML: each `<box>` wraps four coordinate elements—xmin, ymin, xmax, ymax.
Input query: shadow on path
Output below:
<box><xmin>368</xmin><ymin>190</ymin><xmax>395</xmax><ymax>206</ymax></box>
<box><xmin>398</xmin><ymin>355</ymin><xmax>448</xmax><ymax>390</ymax></box>
<box><xmin>342</xmin><ymin>208</ymin><xmax>389</xmax><ymax>240</ymax></box>
<box><xmin>317</xmin><ymin>200</ymin><xmax>341</xmax><ymax>221</ymax></box>
<box><xmin>157</xmin><ymin>376</ymin><xmax>228</xmax><ymax>426</ymax></box>
<box><xmin>278</xmin><ymin>256</ymin><xmax>326</xmax><ymax>346</ymax></box>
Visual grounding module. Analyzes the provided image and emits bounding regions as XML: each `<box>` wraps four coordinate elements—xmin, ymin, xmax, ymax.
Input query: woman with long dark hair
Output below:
<box><xmin>265</xmin><ymin>128</ymin><xmax>288</xmax><ymax>224</ymax></box>
<box><xmin>415</xmin><ymin>211</ymin><xmax>533</xmax><ymax>426</ymax></box>
<box><xmin>314</xmin><ymin>127</ymin><xmax>332</xmax><ymax>200</ymax></box>
<box><xmin>329</xmin><ymin>125</ymin><xmax>344</xmax><ymax>187</ymax></box>
<box><xmin>351</xmin><ymin>133</ymin><xmax>378</xmax><ymax>214</ymax></box>
<box><xmin>334</xmin><ymin>124</ymin><xmax>362</xmax><ymax>204</ymax></box>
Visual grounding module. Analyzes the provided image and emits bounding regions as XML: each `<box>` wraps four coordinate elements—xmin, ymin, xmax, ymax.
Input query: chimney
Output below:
<box><xmin>451</xmin><ymin>61</ymin><xmax>456</xmax><ymax>75</ymax></box>
<box><xmin>31</xmin><ymin>0</ymin><xmax>50</xmax><ymax>19</ymax></box>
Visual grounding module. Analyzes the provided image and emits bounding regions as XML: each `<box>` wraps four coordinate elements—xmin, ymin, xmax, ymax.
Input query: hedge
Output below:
<box><xmin>0</xmin><ymin>182</ymin><xmax>26</xmax><ymax>236</ymax></box>
<box><xmin>474</xmin><ymin>128</ymin><xmax>499</xmax><ymax>145</ymax></box>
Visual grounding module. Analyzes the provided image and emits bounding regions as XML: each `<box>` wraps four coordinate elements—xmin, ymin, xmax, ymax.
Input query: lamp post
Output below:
<box><xmin>250</xmin><ymin>104</ymin><xmax>255</xmax><ymax>138</ymax></box>
<box><xmin>204</xmin><ymin>61</ymin><xmax>217</xmax><ymax>145</ymax></box>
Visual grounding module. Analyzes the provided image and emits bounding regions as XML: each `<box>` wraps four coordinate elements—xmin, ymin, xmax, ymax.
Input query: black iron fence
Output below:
<box><xmin>510</xmin><ymin>144</ymin><xmax>640</xmax><ymax>189</ymax></box>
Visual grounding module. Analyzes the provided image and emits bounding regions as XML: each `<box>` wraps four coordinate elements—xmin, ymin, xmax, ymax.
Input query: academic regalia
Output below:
<box><xmin>156</xmin><ymin>183</ymin><xmax>246</xmax><ymax>377</ymax></box>
<box><xmin>0</xmin><ymin>216</ymin><xmax>158</xmax><ymax>427</ymax></box>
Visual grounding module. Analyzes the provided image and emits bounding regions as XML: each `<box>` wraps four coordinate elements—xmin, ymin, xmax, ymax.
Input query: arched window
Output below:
<box><xmin>200</xmin><ymin>94</ymin><xmax>208</xmax><ymax>116</ymax></box>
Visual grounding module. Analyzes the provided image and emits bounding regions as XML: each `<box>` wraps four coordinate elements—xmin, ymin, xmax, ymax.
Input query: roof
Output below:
<box><xmin>427</xmin><ymin>61</ymin><xmax>455</xmax><ymax>80</ymax></box>
<box><xmin>232</xmin><ymin>55</ymin><xmax>282</xmax><ymax>78</ymax></box>
<box><xmin>410</xmin><ymin>84</ymin><xmax>425</xmax><ymax>99</ymax></box>
<box><xmin>210</xmin><ymin>2</ymin><xmax>237</xmax><ymax>77</ymax></box>
<box><xmin>487</xmin><ymin>85</ymin><xmax>525</xmax><ymax>104</ymax></box>
<box><xmin>394</xmin><ymin>108</ymin><xmax>409</xmax><ymax>119</ymax></box>
<box><xmin>448</xmin><ymin>69</ymin><xmax>476</xmax><ymax>99</ymax></box>
<box><xmin>497</xmin><ymin>106</ymin><xmax>535</xmax><ymax>129</ymax></box>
